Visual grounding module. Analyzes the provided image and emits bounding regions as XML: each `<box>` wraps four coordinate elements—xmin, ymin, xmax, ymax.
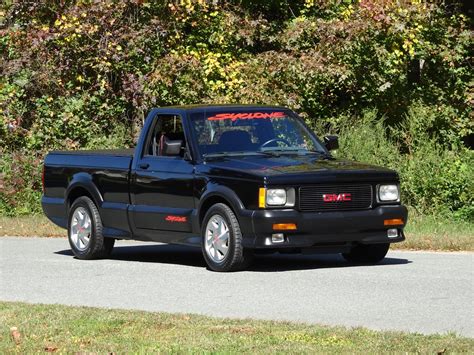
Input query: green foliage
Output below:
<box><xmin>0</xmin><ymin>1</ymin><xmax>472</xmax><ymax>219</ymax></box>
<box><xmin>337</xmin><ymin>104</ymin><xmax>473</xmax><ymax>220</ymax></box>
<box><xmin>0</xmin><ymin>151</ymin><xmax>42</xmax><ymax>216</ymax></box>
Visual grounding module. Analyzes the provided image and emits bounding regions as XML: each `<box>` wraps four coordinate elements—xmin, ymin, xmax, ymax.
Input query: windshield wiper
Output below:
<box><xmin>260</xmin><ymin>147</ymin><xmax>301</xmax><ymax>152</ymax></box>
<box><xmin>303</xmin><ymin>150</ymin><xmax>334</xmax><ymax>159</ymax></box>
<box><xmin>259</xmin><ymin>147</ymin><xmax>332</xmax><ymax>158</ymax></box>
<box><xmin>258</xmin><ymin>147</ymin><xmax>301</xmax><ymax>156</ymax></box>
<box><xmin>203</xmin><ymin>151</ymin><xmax>268</xmax><ymax>159</ymax></box>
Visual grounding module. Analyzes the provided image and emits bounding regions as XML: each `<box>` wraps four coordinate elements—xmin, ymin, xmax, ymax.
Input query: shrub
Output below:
<box><xmin>0</xmin><ymin>1</ymin><xmax>472</xmax><ymax>219</ymax></box>
<box><xmin>0</xmin><ymin>150</ymin><xmax>42</xmax><ymax>216</ymax></box>
<box><xmin>336</xmin><ymin>104</ymin><xmax>473</xmax><ymax>220</ymax></box>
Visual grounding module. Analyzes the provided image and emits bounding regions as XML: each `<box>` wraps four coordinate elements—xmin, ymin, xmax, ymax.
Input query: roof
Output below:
<box><xmin>151</xmin><ymin>104</ymin><xmax>289</xmax><ymax>113</ymax></box>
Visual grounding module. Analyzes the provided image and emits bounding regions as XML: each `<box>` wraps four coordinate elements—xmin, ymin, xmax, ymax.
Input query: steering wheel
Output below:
<box><xmin>259</xmin><ymin>138</ymin><xmax>291</xmax><ymax>149</ymax></box>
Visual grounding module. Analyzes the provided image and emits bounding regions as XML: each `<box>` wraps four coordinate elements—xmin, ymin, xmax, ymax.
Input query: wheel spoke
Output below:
<box><xmin>219</xmin><ymin>221</ymin><xmax>225</xmax><ymax>236</ymax></box>
<box><xmin>84</xmin><ymin>222</ymin><xmax>91</xmax><ymax>235</ymax></box>
<box><xmin>216</xmin><ymin>242</ymin><xmax>228</xmax><ymax>255</ymax></box>
<box><xmin>78</xmin><ymin>211</ymin><xmax>85</xmax><ymax>226</ymax></box>
<box><xmin>217</xmin><ymin>230</ymin><xmax>228</xmax><ymax>241</ymax></box>
<box><xmin>85</xmin><ymin>215</ymin><xmax>91</xmax><ymax>229</ymax></box>
<box><xmin>78</xmin><ymin>233</ymin><xmax>87</xmax><ymax>246</ymax></box>
<box><xmin>206</xmin><ymin>230</ymin><xmax>214</xmax><ymax>241</ymax></box>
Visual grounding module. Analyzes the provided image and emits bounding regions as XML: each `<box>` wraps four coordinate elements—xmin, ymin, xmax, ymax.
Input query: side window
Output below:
<box><xmin>144</xmin><ymin>115</ymin><xmax>186</xmax><ymax>157</ymax></box>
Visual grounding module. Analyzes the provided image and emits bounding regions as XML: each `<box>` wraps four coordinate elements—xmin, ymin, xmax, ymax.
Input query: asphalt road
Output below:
<box><xmin>1</xmin><ymin>237</ymin><xmax>473</xmax><ymax>337</ymax></box>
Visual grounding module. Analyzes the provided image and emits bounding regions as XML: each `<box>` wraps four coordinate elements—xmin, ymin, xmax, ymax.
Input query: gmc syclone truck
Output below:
<box><xmin>42</xmin><ymin>105</ymin><xmax>408</xmax><ymax>271</ymax></box>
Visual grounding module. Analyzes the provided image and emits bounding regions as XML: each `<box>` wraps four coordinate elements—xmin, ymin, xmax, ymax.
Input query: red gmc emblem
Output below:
<box><xmin>322</xmin><ymin>193</ymin><xmax>352</xmax><ymax>202</ymax></box>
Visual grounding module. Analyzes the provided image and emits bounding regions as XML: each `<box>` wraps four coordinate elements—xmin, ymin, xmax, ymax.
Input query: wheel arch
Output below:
<box><xmin>65</xmin><ymin>173</ymin><xmax>103</xmax><ymax>211</ymax></box>
<box><xmin>198</xmin><ymin>187</ymin><xmax>245</xmax><ymax>229</ymax></box>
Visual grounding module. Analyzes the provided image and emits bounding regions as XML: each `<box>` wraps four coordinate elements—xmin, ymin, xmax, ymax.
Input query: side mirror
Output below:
<box><xmin>162</xmin><ymin>139</ymin><xmax>183</xmax><ymax>156</ymax></box>
<box><xmin>324</xmin><ymin>135</ymin><xmax>339</xmax><ymax>151</ymax></box>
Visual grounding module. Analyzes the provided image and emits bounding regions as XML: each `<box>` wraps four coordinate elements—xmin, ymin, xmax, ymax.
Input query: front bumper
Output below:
<box><xmin>241</xmin><ymin>205</ymin><xmax>408</xmax><ymax>249</ymax></box>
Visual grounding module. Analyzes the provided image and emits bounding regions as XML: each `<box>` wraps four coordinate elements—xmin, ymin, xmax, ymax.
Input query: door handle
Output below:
<box><xmin>139</xmin><ymin>163</ymin><xmax>150</xmax><ymax>169</ymax></box>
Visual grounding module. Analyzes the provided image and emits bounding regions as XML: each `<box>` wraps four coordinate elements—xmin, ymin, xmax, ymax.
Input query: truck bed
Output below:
<box><xmin>42</xmin><ymin>149</ymin><xmax>134</xmax><ymax>232</ymax></box>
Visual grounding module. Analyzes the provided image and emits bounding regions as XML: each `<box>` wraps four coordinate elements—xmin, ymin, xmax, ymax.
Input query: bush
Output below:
<box><xmin>0</xmin><ymin>150</ymin><xmax>42</xmax><ymax>216</ymax></box>
<box><xmin>0</xmin><ymin>1</ymin><xmax>472</xmax><ymax>219</ymax></box>
<box><xmin>336</xmin><ymin>104</ymin><xmax>473</xmax><ymax>220</ymax></box>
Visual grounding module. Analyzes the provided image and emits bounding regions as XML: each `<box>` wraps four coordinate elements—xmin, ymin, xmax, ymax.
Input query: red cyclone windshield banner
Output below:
<box><xmin>207</xmin><ymin>112</ymin><xmax>286</xmax><ymax>121</ymax></box>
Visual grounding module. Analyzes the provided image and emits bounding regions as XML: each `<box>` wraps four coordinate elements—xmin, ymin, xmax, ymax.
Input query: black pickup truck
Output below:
<box><xmin>42</xmin><ymin>105</ymin><xmax>407</xmax><ymax>271</ymax></box>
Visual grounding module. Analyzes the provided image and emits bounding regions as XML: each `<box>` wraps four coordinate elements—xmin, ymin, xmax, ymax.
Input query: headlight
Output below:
<box><xmin>266</xmin><ymin>189</ymin><xmax>287</xmax><ymax>206</ymax></box>
<box><xmin>378</xmin><ymin>184</ymin><xmax>400</xmax><ymax>202</ymax></box>
<box><xmin>259</xmin><ymin>188</ymin><xmax>296</xmax><ymax>208</ymax></box>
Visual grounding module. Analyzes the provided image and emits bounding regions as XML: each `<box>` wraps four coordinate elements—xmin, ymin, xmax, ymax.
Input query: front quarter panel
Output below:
<box><xmin>194</xmin><ymin>164</ymin><xmax>262</xmax><ymax>237</ymax></box>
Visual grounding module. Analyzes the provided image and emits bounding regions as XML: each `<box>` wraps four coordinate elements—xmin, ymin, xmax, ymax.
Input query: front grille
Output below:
<box><xmin>299</xmin><ymin>184</ymin><xmax>372</xmax><ymax>212</ymax></box>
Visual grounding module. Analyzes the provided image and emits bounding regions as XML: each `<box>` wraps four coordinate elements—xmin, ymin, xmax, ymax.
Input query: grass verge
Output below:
<box><xmin>401</xmin><ymin>214</ymin><xmax>473</xmax><ymax>251</ymax></box>
<box><xmin>0</xmin><ymin>214</ymin><xmax>472</xmax><ymax>251</ymax></box>
<box><xmin>0</xmin><ymin>215</ymin><xmax>63</xmax><ymax>238</ymax></box>
<box><xmin>1</xmin><ymin>302</ymin><xmax>472</xmax><ymax>353</ymax></box>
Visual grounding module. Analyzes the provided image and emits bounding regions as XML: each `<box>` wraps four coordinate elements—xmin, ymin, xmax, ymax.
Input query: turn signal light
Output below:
<box><xmin>384</xmin><ymin>218</ymin><xmax>404</xmax><ymax>226</ymax></box>
<box><xmin>259</xmin><ymin>188</ymin><xmax>266</xmax><ymax>208</ymax></box>
<box><xmin>272</xmin><ymin>223</ymin><xmax>297</xmax><ymax>231</ymax></box>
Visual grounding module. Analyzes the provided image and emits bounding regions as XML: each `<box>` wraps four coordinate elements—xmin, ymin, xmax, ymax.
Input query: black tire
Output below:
<box><xmin>342</xmin><ymin>243</ymin><xmax>390</xmax><ymax>264</ymax></box>
<box><xmin>201</xmin><ymin>203</ymin><xmax>253</xmax><ymax>272</ymax></box>
<box><xmin>68</xmin><ymin>196</ymin><xmax>115</xmax><ymax>259</ymax></box>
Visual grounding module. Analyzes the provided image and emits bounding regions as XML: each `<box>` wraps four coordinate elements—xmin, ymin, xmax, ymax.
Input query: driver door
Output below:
<box><xmin>130</xmin><ymin>114</ymin><xmax>195</xmax><ymax>241</ymax></box>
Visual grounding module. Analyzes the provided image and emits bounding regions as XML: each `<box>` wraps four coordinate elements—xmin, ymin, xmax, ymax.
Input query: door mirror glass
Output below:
<box><xmin>324</xmin><ymin>135</ymin><xmax>339</xmax><ymax>151</ymax></box>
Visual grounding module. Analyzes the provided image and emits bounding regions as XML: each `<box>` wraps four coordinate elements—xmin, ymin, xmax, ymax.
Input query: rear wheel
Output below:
<box><xmin>68</xmin><ymin>196</ymin><xmax>115</xmax><ymax>259</ymax></box>
<box><xmin>342</xmin><ymin>243</ymin><xmax>389</xmax><ymax>264</ymax></box>
<box><xmin>201</xmin><ymin>203</ymin><xmax>253</xmax><ymax>272</ymax></box>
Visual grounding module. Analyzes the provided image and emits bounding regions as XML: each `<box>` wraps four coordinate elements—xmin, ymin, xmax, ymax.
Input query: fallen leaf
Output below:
<box><xmin>44</xmin><ymin>345</ymin><xmax>58</xmax><ymax>352</ymax></box>
<box><xmin>10</xmin><ymin>327</ymin><xmax>21</xmax><ymax>345</ymax></box>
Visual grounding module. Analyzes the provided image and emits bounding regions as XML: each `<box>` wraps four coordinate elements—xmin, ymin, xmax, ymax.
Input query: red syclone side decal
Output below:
<box><xmin>207</xmin><ymin>112</ymin><xmax>285</xmax><ymax>121</ymax></box>
<box><xmin>322</xmin><ymin>193</ymin><xmax>352</xmax><ymax>202</ymax></box>
<box><xmin>165</xmin><ymin>215</ymin><xmax>187</xmax><ymax>223</ymax></box>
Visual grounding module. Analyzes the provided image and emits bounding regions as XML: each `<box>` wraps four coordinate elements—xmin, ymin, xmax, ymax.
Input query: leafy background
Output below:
<box><xmin>0</xmin><ymin>0</ymin><xmax>472</xmax><ymax>221</ymax></box>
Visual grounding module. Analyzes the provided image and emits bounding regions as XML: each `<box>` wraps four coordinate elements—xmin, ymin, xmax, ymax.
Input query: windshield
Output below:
<box><xmin>190</xmin><ymin>109</ymin><xmax>326</xmax><ymax>158</ymax></box>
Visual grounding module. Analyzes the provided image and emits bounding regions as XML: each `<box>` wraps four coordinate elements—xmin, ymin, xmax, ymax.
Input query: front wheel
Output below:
<box><xmin>342</xmin><ymin>243</ymin><xmax>389</xmax><ymax>264</ymax></box>
<box><xmin>201</xmin><ymin>203</ymin><xmax>253</xmax><ymax>272</ymax></box>
<box><xmin>68</xmin><ymin>196</ymin><xmax>115</xmax><ymax>259</ymax></box>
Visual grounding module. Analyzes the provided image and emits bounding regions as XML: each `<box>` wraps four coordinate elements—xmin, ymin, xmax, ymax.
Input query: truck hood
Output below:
<box><xmin>201</xmin><ymin>155</ymin><xmax>398</xmax><ymax>184</ymax></box>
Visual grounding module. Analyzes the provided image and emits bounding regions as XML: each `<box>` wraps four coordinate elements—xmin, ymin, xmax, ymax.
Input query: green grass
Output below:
<box><xmin>1</xmin><ymin>214</ymin><xmax>472</xmax><ymax>251</ymax></box>
<box><xmin>1</xmin><ymin>302</ymin><xmax>472</xmax><ymax>353</ymax></box>
<box><xmin>401</xmin><ymin>214</ymin><xmax>473</xmax><ymax>251</ymax></box>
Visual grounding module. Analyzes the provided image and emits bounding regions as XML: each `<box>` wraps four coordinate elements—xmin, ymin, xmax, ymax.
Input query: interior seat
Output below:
<box><xmin>218</xmin><ymin>130</ymin><xmax>253</xmax><ymax>152</ymax></box>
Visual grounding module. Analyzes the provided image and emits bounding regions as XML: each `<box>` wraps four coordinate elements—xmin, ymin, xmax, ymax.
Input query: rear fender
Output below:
<box><xmin>65</xmin><ymin>173</ymin><xmax>103</xmax><ymax>209</ymax></box>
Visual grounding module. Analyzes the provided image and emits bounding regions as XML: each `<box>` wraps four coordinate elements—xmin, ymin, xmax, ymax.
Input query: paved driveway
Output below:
<box><xmin>1</xmin><ymin>237</ymin><xmax>473</xmax><ymax>336</ymax></box>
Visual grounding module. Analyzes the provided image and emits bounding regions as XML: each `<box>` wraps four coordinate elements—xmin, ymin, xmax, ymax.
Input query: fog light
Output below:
<box><xmin>387</xmin><ymin>229</ymin><xmax>398</xmax><ymax>238</ymax></box>
<box><xmin>271</xmin><ymin>233</ymin><xmax>285</xmax><ymax>243</ymax></box>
